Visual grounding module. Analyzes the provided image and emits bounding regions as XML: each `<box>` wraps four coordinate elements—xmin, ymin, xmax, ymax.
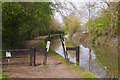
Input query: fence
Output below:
<box><xmin>1</xmin><ymin>47</ymin><xmax>36</xmax><ymax>66</ymax></box>
<box><xmin>60</xmin><ymin>34</ymin><xmax>80</xmax><ymax>65</ymax></box>
<box><xmin>1</xmin><ymin>34</ymin><xmax>80</xmax><ymax>66</ymax></box>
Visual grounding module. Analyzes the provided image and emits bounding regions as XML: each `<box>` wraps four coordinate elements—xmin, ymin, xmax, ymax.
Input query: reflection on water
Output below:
<box><xmin>50</xmin><ymin>37</ymin><xmax>118</xmax><ymax>78</ymax></box>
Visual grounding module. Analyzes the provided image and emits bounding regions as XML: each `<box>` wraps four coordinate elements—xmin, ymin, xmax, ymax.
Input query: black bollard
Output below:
<box><xmin>29</xmin><ymin>48</ymin><xmax>32</xmax><ymax>66</ymax></box>
<box><xmin>43</xmin><ymin>34</ymin><xmax>51</xmax><ymax>66</ymax></box>
<box><xmin>29</xmin><ymin>47</ymin><xmax>36</xmax><ymax>66</ymax></box>
<box><xmin>76</xmin><ymin>46</ymin><xmax>79</xmax><ymax>65</ymax></box>
<box><xmin>33</xmin><ymin>47</ymin><xmax>36</xmax><ymax>66</ymax></box>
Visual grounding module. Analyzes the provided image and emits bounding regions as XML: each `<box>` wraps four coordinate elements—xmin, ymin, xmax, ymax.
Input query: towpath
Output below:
<box><xmin>2</xmin><ymin>36</ymin><xmax>81</xmax><ymax>78</ymax></box>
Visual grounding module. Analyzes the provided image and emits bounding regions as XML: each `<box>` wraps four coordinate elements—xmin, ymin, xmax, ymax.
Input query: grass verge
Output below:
<box><xmin>40</xmin><ymin>64</ymin><xmax>48</xmax><ymax>68</ymax></box>
<box><xmin>0</xmin><ymin>70</ymin><xmax>8</xmax><ymax>80</ymax></box>
<box><xmin>39</xmin><ymin>35</ymin><xmax>100</xmax><ymax>78</ymax></box>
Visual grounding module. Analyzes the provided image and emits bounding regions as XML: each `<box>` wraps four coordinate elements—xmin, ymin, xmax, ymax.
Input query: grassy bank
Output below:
<box><xmin>39</xmin><ymin>35</ymin><xmax>100</xmax><ymax>78</ymax></box>
<box><xmin>0</xmin><ymin>70</ymin><xmax>8</xmax><ymax>80</ymax></box>
<box><xmin>72</xmin><ymin>32</ymin><xmax>118</xmax><ymax>48</ymax></box>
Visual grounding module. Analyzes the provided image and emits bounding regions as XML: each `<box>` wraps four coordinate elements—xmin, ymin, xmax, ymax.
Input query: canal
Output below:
<box><xmin>50</xmin><ymin>36</ymin><xmax>118</xmax><ymax>78</ymax></box>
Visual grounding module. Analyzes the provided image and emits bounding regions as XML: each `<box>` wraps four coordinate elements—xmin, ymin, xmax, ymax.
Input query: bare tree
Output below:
<box><xmin>104</xmin><ymin>1</ymin><xmax>119</xmax><ymax>35</ymax></box>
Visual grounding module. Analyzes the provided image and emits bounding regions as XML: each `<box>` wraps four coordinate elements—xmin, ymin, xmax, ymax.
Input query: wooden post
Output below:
<box><xmin>60</xmin><ymin>34</ymin><xmax>67</xmax><ymax>60</ymax></box>
<box><xmin>89</xmin><ymin>48</ymin><xmax>92</xmax><ymax>71</ymax></box>
<box><xmin>6</xmin><ymin>51</ymin><xmax>11</xmax><ymax>64</ymax></box>
<box><xmin>43</xmin><ymin>34</ymin><xmax>51</xmax><ymax>66</ymax></box>
<box><xmin>76</xmin><ymin>46</ymin><xmax>79</xmax><ymax>65</ymax></box>
<box><xmin>43</xmin><ymin>49</ymin><xmax>48</xmax><ymax>66</ymax></box>
<box><xmin>29</xmin><ymin>48</ymin><xmax>32</xmax><ymax>66</ymax></box>
<box><xmin>60</xmin><ymin>34</ymin><xmax>69</xmax><ymax>65</ymax></box>
<box><xmin>33</xmin><ymin>47</ymin><xmax>36</xmax><ymax>66</ymax></box>
<box><xmin>8</xmin><ymin>57</ymin><xmax>10</xmax><ymax>63</ymax></box>
<box><xmin>29</xmin><ymin>47</ymin><xmax>36</xmax><ymax>66</ymax></box>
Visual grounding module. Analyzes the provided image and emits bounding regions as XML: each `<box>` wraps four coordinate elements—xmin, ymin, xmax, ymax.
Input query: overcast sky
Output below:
<box><xmin>53</xmin><ymin>1</ymin><xmax>108</xmax><ymax>27</ymax></box>
<box><xmin>53</xmin><ymin>2</ymin><xmax>86</xmax><ymax>23</ymax></box>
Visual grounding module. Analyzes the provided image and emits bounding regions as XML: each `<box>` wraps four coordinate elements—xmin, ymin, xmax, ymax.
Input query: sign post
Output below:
<box><xmin>6</xmin><ymin>51</ymin><xmax>11</xmax><ymax>63</ymax></box>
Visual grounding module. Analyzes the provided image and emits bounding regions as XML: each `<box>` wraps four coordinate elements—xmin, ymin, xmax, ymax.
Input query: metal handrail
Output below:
<box><xmin>0</xmin><ymin>49</ymin><xmax>30</xmax><ymax>52</ymax></box>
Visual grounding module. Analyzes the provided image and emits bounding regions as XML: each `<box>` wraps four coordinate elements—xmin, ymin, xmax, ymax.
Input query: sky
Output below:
<box><xmin>53</xmin><ymin>2</ymin><xmax>86</xmax><ymax>23</ymax></box>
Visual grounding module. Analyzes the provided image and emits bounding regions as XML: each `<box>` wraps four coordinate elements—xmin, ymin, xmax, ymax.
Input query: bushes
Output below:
<box><xmin>2</xmin><ymin>2</ymin><xmax>54</xmax><ymax>49</ymax></box>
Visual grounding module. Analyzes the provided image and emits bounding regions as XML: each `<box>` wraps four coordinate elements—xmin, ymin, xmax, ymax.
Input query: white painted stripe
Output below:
<box><xmin>46</xmin><ymin>41</ymin><xmax>50</xmax><ymax>52</ymax></box>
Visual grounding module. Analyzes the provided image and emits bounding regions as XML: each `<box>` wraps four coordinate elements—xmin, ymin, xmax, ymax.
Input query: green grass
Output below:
<box><xmin>0</xmin><ymin>70</ymin><xmax>8</xmax><ymax>80</ymax></box>
<box><xmin>39</xmin><ymin>36</ymin><xmax>48</xmax><ymax>48</ymax></box>
<box><xmin>39</xmin><ymin>40</ymin><xmax>46</xmax><ymax>48</ymax></box>
<box><xmin>66</xmin><ymin>61</ymin><xmax>100</xmax><ymax>78</ymax></box>
<box><xmin>40</xmin><ymin>64</ymin><xmax>48</xmax><ymax>68</ymax></box>
<box><xmin>48</xmin><ymin>50</ymin><xmax>63</xmax><ymax>58</ymax></box>
<box><xmin>39</xmin><ymin>35</ymin><xmax>100</xmax><ymax>78</ymax></box>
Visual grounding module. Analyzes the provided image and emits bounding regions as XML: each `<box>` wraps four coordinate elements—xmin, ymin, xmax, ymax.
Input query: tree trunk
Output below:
<box><xmin>106</xmin><ymin>2</ymin><xmax>119</xmax><ymax>36</ymax></box>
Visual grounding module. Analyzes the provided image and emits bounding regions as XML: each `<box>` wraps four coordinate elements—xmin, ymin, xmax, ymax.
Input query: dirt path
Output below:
<box><xmin>2</xmin><ymin>36</ymin><xmax>81</xmax><ymax>78</ymax></box>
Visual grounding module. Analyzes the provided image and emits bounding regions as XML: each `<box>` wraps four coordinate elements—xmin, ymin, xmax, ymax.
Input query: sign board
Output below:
<box><xmin>6</xmin><ymin>51</ymin><xmax>11</xmax><ymax>57</ymax></box>
<box><xmin>46</xmin><ymin>41</ymin><xmax>50</xmax><ymax>52</ymax></box>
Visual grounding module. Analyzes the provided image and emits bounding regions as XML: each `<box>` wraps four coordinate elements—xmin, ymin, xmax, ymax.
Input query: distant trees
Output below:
<box><xmin>118</xmin><ymin>2</ymin><xmax>120</xmax><ymax>35</ymax></box>
<box><xmin>84</xmin><ymin>2</ymin><xmax>97</xmax><ymax>33</ymax></box>
<box><xmin>104</xmin><ymin>2</ymin><xmax>119</xmax><ymax>36</ymax></box>
<box><xmin>84</xmin><ymin>1</ymin><xmax>119</xmax><ymax>38</ymax></box>
<box><xmin>50</xmin><ymin>16</ymin><xmax>63</xmax><ymax>31</ymax></box>
<box><xmin>2</xmin><ymin>1</ymin><xmax>119</xmax><ymax>49</ymax></box>
<box><xmin>85</xmin><ymin>7</ymin><xmax>111</xmax><ymax>35</ymax></box>
<box><xmin>63</xmin><ymin>15</ymin><xmax>81</xmax><ymax>37</ymax></box>
<box><xmin>59</xmin><ymin>1</ymin><xmax>119</xmax><ymax>42</ymax></box>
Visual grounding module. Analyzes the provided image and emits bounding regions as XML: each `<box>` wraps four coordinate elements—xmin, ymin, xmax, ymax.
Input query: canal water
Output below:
<box><xmin>50</xmin><ymin>36</ymin><xmax>118</xmax><ymax>78</ymax></box>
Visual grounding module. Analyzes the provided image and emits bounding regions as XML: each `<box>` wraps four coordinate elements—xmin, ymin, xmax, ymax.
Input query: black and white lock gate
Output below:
<box><xmin>1</xmin><ymin>47</ymin><xmax>36</xmax><ymax>66</ymax></box>
<box><xmin>43</xmin><ymin>34</ymin><xmax>51</xmax><ymax>66</ymax></box>
<box><xmin>60</xmin><ymin>34</ymin><xmax>69</xmax><ymax>64</ymax></box>
<box><xmin>43</xmin><ymin>34</ymin><xmax>80</xmax><ymax>66</ymax></box>
<box><xmin>60</xmin><ymin>34</ymin><xmax>80</xmax><ymax>65</ymax></box>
